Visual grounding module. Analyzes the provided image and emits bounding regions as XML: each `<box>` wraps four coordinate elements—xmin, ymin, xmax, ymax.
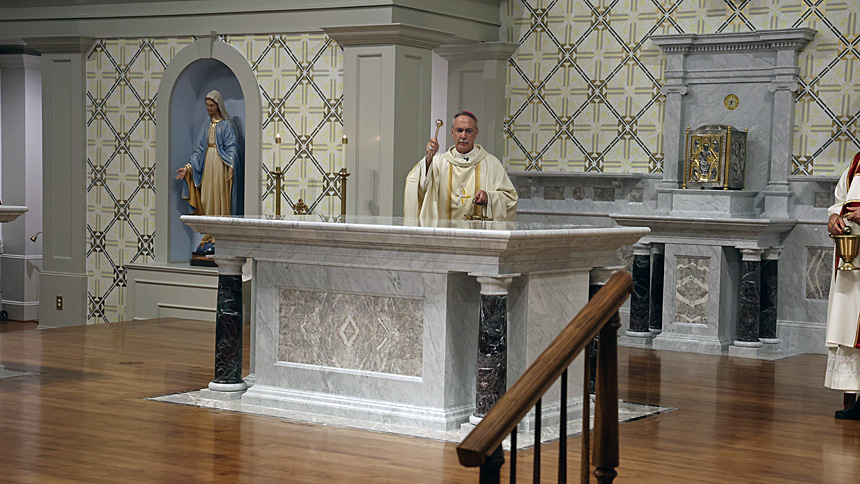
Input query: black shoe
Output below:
<box><xmin>835</xmin><ymin>402</ymin><xmax>860</xmax><ymax>420</ymax></box>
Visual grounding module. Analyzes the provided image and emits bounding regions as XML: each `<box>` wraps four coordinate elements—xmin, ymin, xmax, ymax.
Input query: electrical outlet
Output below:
<box><xmin>56</xmin><ymin>295</ymin><xmax>63</xmax><ymax>311</ymax></box>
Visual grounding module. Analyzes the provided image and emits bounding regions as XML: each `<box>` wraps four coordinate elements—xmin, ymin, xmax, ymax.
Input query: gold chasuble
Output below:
<box><xmin>403</xmin><ymin>144</ymin><xmax>517</xmax><ymax>222</ymax></box>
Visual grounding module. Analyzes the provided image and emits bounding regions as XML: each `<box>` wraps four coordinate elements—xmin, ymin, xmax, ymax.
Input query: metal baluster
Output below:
<box><xmin>533</xmin><ymin>398</ymin><xmax>541</xmax><ymax>483</ymax></box>
<box><xmin>511</xmin><ymin>427</ymin><xmax>517</xmax><ymax>484</ymax></box>
<box><xmin>559</xmin><ymin>369</ymin><xmax>568</xmax><ymax>484</ymax></box>
<box><xmin>581</xmin><ymin>345</ymin><xmax>591</xmax><ymax>484</ymax></box>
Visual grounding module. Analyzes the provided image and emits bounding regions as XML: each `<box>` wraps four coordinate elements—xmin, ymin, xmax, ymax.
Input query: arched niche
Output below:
<box><xmin>155</xmin><ymin>37</ymin><xmax>261</xmax><ymax>264</ymax></box>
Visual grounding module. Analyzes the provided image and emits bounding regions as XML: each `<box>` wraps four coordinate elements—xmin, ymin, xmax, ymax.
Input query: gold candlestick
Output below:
<box><xmin>271</xmin><ymin>167</ymin><xmax>285</xmax><ymax>216</ymax></box>
<box><xmin>338</xmin><ymin>168</ymin><xmax>351</xmax><ymax>216</ymax></box>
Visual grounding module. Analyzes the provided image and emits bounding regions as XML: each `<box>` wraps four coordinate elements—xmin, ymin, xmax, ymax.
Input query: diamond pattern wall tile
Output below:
<box><xmin>226</xmin><ymin>33</ymin><xmax>343</xmax><ymax>217</ymax></box>
<box><xmin>87</xmin><ymin>38</ymin><xmax>196</xmax><ymax>323</ymax></box>
<box><xmin>504</xmin><ymin>0</ymin><xmax>860</xmax><ymax>175</ymax></box>
<box><xmin>86</xmin><ymin>34</ymin><xmax>341</xmax><ymax>323</ymax></box>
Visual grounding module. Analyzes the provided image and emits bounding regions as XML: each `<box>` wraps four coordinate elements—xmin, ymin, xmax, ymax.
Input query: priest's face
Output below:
<box><xmin>205</xmin><ymin>98</ymin><xmax>221</xmax><ymax>119</ymax></box>
<box><xmin>451</xmin><ymin>115</ymin><xmax>479</xmax><ymax>154</ymax></box>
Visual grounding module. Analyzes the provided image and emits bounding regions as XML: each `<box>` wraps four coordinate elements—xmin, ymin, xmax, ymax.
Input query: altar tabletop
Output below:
<box><xmin>181</xmin><ymin>215</ymin><xmax>649</xmax><ymax>275</ymax></box>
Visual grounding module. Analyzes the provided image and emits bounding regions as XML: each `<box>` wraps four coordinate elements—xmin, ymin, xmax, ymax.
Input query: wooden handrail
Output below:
<box><xmin>457</xmin><ymin>270</ymin><xmax>633</xmax><ymax>468</ymax></box>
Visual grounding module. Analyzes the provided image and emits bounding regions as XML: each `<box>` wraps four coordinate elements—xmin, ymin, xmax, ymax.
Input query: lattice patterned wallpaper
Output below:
<box><xmin>86</xmin><ymin>35</ymin><xmax>343</xmax><ymax>323</ymax></box>
<box><xmin>502</xmin><ymin>0</ymin><xmax>860</xmax><ymax>175</ymax></box>
<box><xmin>87</xmin><ymin>38</ymin><xmax>194</xmax><ymax>324</ymax></box>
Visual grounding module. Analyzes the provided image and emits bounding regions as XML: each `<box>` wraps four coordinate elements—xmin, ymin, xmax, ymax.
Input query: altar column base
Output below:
<box><xmin>210</xmin><ymin>257</ymin><xmax>247</xmax><ymax>393</ymax></box>
<box><xmin>469</xmin><ymin>274</ymin><xmax>518</xmax><ymax>424</ymax></box>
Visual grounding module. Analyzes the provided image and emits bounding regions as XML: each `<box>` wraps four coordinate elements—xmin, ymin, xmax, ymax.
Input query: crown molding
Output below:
<box><xmin>23</xmin><ymin>36</ymin><xmax>94</xmax><ymax>54</ymax></box>
<box><xmin>322</xmin><ymin>23</ymin><xmax>455</xmax><ymax>49</ymax></box>
<box><xmin>435</xmin><ymin>41</ymin><xmax>518</xmax><ymax>61</ymax></box>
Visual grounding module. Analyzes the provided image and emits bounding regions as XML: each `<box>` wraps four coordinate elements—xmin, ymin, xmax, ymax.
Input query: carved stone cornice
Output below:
<box><xmin>322</xmin><ymin>24</ymin><xmax>455</xmax><ymax>50</ymax></box>
<box><xmin>651</xmin><ymin>28</ymin><xmax>815</xmax><ymax>54</ymax></box>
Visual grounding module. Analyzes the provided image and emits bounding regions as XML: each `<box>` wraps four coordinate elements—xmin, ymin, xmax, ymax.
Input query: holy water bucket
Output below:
<box><xmin>832</xmin><ymin>228</ymin><xmax>860</xmax><ymax>271</ymax></box>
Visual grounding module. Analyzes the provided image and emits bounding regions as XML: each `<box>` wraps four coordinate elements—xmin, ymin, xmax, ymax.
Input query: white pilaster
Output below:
<box><xmin>324</xmin><ymin>24</ymin><xmax>454</xmax><ymax>217</ymax></box>
<box><xmin>24</xmin><ymin>36</ymin><xmax>93</xmax><ymax>327</ymax></box>
<box><xmin>0</xmin><ymin>50</ymin><xmax>42</xmax><ymax>321</ymax></box>
<box><xmin>435</xmin><ymin>42</ymin><xmax>519</xmax><ymax>159</ymax></box>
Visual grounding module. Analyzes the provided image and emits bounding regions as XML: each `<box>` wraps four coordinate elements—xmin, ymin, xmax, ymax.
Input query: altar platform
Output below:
<box><xmin>181</xmin><ymin>215</ymin><xmax>649</xmax><ymax>433</ymax></box>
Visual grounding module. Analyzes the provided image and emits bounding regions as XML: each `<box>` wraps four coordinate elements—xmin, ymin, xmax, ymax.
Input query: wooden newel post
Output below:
<box><xmin>478</xmin><ymin>445</ymin><xmax>504</xmax><ymax>484</ymax></box>
<box><xmin>593</xmin><ymin>313</ymin><xmax>621</xmax><ymax>484</ymax></box>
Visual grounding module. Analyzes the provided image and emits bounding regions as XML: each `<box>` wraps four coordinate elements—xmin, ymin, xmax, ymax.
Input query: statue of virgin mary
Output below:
<box><xmin>175</xmin><ymin>90</ymin><xmax>244</xmax><ymax>259</ymax></box>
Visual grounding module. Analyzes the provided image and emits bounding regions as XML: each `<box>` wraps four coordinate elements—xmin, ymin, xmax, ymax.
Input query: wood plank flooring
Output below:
<box><xmin>0</xmin><ymin>318</ymin><xmax>856</xmax><ymax>483</ymax></box>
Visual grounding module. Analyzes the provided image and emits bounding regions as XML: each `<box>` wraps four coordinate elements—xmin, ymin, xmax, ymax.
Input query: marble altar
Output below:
<box><xmin>181</xmin><ymin>214</ymin><xmax>648</xmax><ymax>432</ymax></box>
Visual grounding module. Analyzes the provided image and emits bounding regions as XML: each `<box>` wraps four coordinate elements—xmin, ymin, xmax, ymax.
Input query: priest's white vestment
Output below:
<box><xmin>825</xmin><ymin>161</ymin><xmax>860</xmax><ymax>391</ymax></box>
<box><xmin>403</xmin><ymin>144</ymin><xmax>517</xmax><ymax>222</ymax></box>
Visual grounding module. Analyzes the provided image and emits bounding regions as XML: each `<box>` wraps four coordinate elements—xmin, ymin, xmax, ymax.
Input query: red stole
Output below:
<box><xmin>838</xmin><ymin>153</ymin><xmax>860</xmax><ymax>348</ymax></box>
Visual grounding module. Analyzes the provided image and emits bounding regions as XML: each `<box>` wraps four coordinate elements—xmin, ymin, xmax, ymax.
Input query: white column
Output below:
<box><xmin>24</xmin><ymin>36</ymin><xmax>93</xmax><ymax>327</ymax></box>
<box><xmin>323</xmin><ymin>25</ymin><xmax>454</xmax><ymax>217</ymax></box>
<box><xmin>0</xmin><ymin>49</ymin><xmax>42</xmax><ymax>321</ymax></box>
<box><xmin>435</xmin><ymin>42</ymin><xmax>519</xmax><ymax>159</ymax></box>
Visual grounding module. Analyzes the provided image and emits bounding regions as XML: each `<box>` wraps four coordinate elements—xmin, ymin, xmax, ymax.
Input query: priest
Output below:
<box><xmin>404</xmin><ymin>111</ymin><xmax>517</xmax><ymax>221</ymax></box>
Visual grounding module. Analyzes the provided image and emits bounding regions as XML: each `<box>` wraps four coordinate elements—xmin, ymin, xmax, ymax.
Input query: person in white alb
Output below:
<box><xmin>403</xmin><ymin>111</ymin><xmax>517</xmax><ymax>222</ymax></box>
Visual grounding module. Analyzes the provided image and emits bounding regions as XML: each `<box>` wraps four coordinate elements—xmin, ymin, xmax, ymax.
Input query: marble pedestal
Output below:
<box><xmin>613</xmin><ymin>214</ymin><xmax>794</xmax><ymax>357</ymax></box>
<box><xmin>182</xmin><ymin>215</ymin><xmax>648</xmax><ymax>433</ymax></box>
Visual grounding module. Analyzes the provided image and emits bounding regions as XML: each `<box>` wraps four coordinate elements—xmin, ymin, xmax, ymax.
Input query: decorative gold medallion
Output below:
<box><xmin>724</xmin><ymin>94</ymin><xmax>739</xmax><ymax>110</ymax></box>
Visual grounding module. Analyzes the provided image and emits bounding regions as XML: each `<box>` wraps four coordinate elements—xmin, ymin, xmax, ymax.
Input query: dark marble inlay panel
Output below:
<box><xmin>544</xmin><ymin>186</ymin><xmax>565</xmax><ymax>200</ymax></box>
<box><xmin>736</xmin><ymin>260</ymin><xmax>761</xmax><ymax>343</ymax></box>
<box><xmin>279</xmin><ymin>288</ymin><xmax>423</xmax><ymax>376</ymax></box>
<box><xmin>214</xmin><ymin>275</ymin><xmax>243</xmax><ymax>384</ymax></box>
<box><xmin>675</xmin><ymin>256</ymin><xmax>709</xmax><ymax>325</ymax></box>
<box><xmin>475</xmin><ymin>294</ymin><xmax>507</xmax><ymax>418</ymax></box>
<box><xmin>516</xmin><ymin>181</ymin><xmax>532</xmax><ymax>199</ymax></box>
<box><xmin>649</xmin><ymin>252</ymin><xmax>664</xmax><ymax>331</ymax></box>
<box><xmin>814</xmin><ymin>191</ymin><xmax>832</xmax><ymax>208</ymax></box>
<box><xmin>806</xmin><ymin>247</ymin><xmax>832</xmax><ymax>300</ymax></box>
<box><xmin>759</xmin><ymin>259</ymin><xmax>778</xmax><ymax>340</ymax></box>
<box><xmin>593</xmin><ymin>186</ymin><xmax>616</xmax><ymax>201</ymax></box>
<box><xmin>629</xmin><ymin>187</ymin><xmax>644</xmax><ymax>203</ymax></box>
<box><xmin>629</xmin><ymin>254</ymin><xmax>651</xmax><ymax>332</ymax></box>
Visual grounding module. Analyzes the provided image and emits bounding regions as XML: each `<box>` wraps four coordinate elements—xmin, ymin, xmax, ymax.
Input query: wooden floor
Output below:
<box><xmin>0</xmin><ymin>318</ymin><xmax>856</xmax><ymax>483</ymax></box>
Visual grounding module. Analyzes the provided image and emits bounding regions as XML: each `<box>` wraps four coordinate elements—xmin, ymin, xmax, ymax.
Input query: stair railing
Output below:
<box><xmin>457</xmin><ymin>270</ymin><xmax>632</xmax><ymax>484</ymax></box>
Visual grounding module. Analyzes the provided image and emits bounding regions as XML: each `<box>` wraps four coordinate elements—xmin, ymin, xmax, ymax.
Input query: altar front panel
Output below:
<box><xmin>246</xmin><ymin>261</ymin><xmax>480</xmax><ymax>430</ymax></box>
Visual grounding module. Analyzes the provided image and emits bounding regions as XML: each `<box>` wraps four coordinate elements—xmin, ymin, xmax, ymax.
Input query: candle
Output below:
<box><xmin>275</xmin><ymin>132</ymin><xmax>282</xmax><ymax>144</ymax></box>
<box><xmin>341</xmin><ymin>135</ymin><xmax>348</xmax><ymax>171</ymax></box>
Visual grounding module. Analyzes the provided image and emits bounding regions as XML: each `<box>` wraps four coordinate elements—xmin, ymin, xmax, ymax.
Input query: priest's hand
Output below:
<box><xmin>175</xmin><ymin>166</ymin><xmax>188</xmax><ymax>180</ymax></box>
<box><xmin>829</xmin><ymin>213</ymin><xmax>850</xmax><ymax>235</ymax></box>
<box><xmin>473</xmin><ymin>190</ymin><xmax>488</xmax><ymax>205</ymax></box>
<box><xmin>425</xmin><ymin>137</ymin><xmax>439</xmax><ymax>169</ymax></box>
